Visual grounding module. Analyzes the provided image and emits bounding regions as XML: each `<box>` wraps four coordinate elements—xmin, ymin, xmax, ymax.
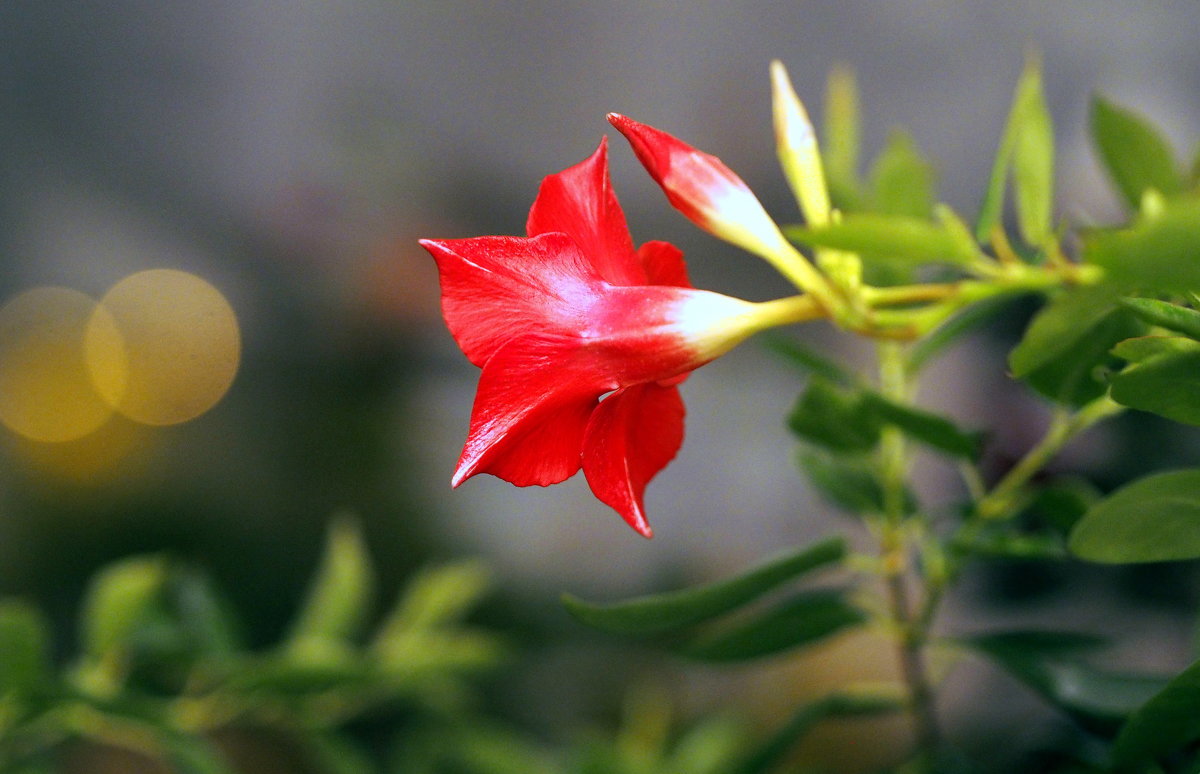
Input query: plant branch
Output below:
<box><xmin>975</xmin><ymin>395</ymin><xmax>1124</xmax><ymax>520</ymax></box>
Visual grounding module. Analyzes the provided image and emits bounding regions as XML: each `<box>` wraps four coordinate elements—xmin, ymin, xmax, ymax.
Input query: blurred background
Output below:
<box><xmin>1</xmin><ymin>0</ymin><xmax>1200</xmax><ymax>769</ymax></box>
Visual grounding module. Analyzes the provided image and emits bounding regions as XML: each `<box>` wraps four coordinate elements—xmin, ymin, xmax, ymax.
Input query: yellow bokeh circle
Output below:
<box><xmin>86</xmin><ymin>269</ymin><xmax>241</xmax><ymax>426</ymax></box>
<box><xmin>0</xmin><ymin>287</ymin><xmax>119</xmax><ymax>442</ymax></box>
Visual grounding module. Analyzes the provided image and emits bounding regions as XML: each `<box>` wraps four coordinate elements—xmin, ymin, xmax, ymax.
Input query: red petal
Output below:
<box><xmin>607</xmin><ymin>113</ymin><xmax>749</xmax><ymax>231</ymax></box>
<box><xmin>453</xmin><ymin>333</ymin><xmax>607</xmax><ymax>488</ymax></box>
<box><xmin>526</xmin><ymin>138</ymin><xmax>647</xmax><ymax>286</ymax></box>
<box><xmin>582</xmin><ymin>383</ymin><xmax>686</xmax><ymax>538</ymax></box>
<box><xmin>637</xmin><ymin>240</ymin><xmax>691</xmax><ymax>288</ymax></box>
<box><xmin>420</xmin><ymin>233</ymin><xmax>603</xmax><ymax>367</ymax></box>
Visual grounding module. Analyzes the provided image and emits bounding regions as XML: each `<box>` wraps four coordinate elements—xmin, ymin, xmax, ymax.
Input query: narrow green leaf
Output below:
<box><xmin>375</xmin><ymin>560</ymin><xmax>492</xmax><ymax>641</ymax></box>
<box><xmin>1084</xmin><ymin>201</ymin><xmax>1200</xmax><ymax>293</ymax></box>
<box><xmin>1011</xmin><ymin>61</ymin><xmax>1055</xmax><ymax>246</ymax></box>
<box><xmin>1119</xmin><ymin>297</ymin><xmax>1200</xmax><ymax>340</ymax></box>
<box><xmin>677</xmin><ymin>590</ymin><xmax>864</xmax><ymax>662</ymax></box>
<box><xmin>170</xmin><ymin>569</ymin><xmax>240</xmax><ymax>658</ymax></box>
<box><xmin>976</xmin><ymin>55</ymin><xmax>1044</xmax><ymax>241</ymax></box>
<box><xmin>667</xmin><ymin>716</ymin><xmax>748</xmax><ymax>774</ymax></box>
<box><xmin>952</xmin><ymin>530</ymin><xmax>1068</xmax><ymax>560</ymax></box>
<box><xmin>1091</xmin><ymin>96</ymin><xmax>1184</xmax><ymax>209</ymax></box>
<box><xmin>226</xmin><ymin>657</ymin><xmax>371</xmax><ymax>695</ymax></box>
<box><xmin>870</xmin><ymin>128</ymin><xmax>934</xmax><ymax>218</ymax></box>
<box><xmin>0</xmin><ymin>600</ymin><xmax>51</xmax><ymax>695</ymax></box>
<box><xmin>823</xmin><ymin>64</ymin><xmax>863</xmax><ymax>210</ymax></box>
<box><xmin>1112</xmin><ymin>657</ymin><xmax>1200</xmax><ymax>768</ymax></box>
<box><xmin>1111</xmin><ymin>334</ymin><xmax>1200</xmax><ymax>363</ymax></box>
<box><xmin>787</xmin><ymin>378</ymin><xmax>881</xmax><ymax>453</ymax></box>
<box><xmin>79</xmin><ymin>555</ymin><xmax>168</xmax><ymax>659</ymax></box>
<box><xmin>1070</xmin><ymin>470</ymin><xmax>1200</xmax><ymax>563</ymax></box>
<box><xmin>967</xmin><ymin>631</ymin><xmax>1165</xmax><ymax>729</ymax></box>
<box><xmin>731</xmin><ymin>693</ymin><xmax>902</xmax><ymax>774</ymax></box>
<box><xmin>787</xmin><ymin>214</ymin><xmax>976</xmax><ymax>267</ymax></box>
<box><xmin>287</xmin><ymin>515</ymin><xmax>374</xmax><ymax>656</ymax></box>
<box><xmin>1110</xmin><ymin>346</ymin><xmax>1200</xmax><ymax>424</ymax></box>
<box><xmin>860</xmin><ymin>392</ymin><xmax>984</xmax><ymax>459</ymax></box>
<box><xmin>761</xmin><ymin>334</ymin><xmax>853</xmax><ymax>385</ymax></box>
<box><xmin>562</xmin><ymin>538</ymin><xmax>847</xmax><ymax>635</ymax></box>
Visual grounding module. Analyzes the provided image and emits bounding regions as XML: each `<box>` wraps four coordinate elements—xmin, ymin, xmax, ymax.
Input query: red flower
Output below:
<box><xmin>421</xmin><ymin>139</ymin><xmax>807</xmax><ymax>537</ymax></box>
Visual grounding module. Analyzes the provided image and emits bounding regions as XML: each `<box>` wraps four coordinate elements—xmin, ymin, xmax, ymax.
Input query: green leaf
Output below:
<box><xmin>1110</xmin><ymin>345</ymin><xmax>1200</xmax><ymax>424</ymax></box>
<box><xmin>0</xmin><ymin>600</ymin><xmax>51</xmax><ymax>695</ymax></box>
<box><xmin>1118</xmin><ymin>297</ymin><xmax>1200</xmax><ymax>339</ymax></box>
<box><xmin>860</xmin><ymin>392</ymin><xmax>983</xmax><ymax>459</ymax></box>
<box><xmin>677</xmin><ymin>589</ymin><xmax>864</xmax><ymax>662</ymax></box>
<box><xmin>79</xmin><ymin>555</ymin><xmax>168</xmax><ymax>660</ymax></box>
<box><xmin>787</xmin><ymin>378</ymin><xmax>881</xmax><ymax>453</ymax></box>
<box><xmin>562</xmin><ymin>538</ymin><xmax>847</xmax><ymax>635</ymax></box>
<box><xmin>1009</xmin><ymin>287</ymin><xmax>1118</xmax><ymax>376</ymax></box>
<box><xmin>786</xmin><ymin>214</ymin><xmax>976</xmax><ymax>268</ymax></box>
<box><xmin>761</xmin><ymin>334</ymin><xmax>853</xmax><ymax>385</ymax></box>
<box><xmin>869</xmin><ymin>128</ymin><xmax>934</xmax><ymax>218</ymax></box>
<box><xmin>1011</xmin><ymin>61</ymin><xmax>1055</xmax><ymax>246</ymax></box>
<box><xmin>977</xmin><ymin>54</ymin><xmax>1048</xmax><ymax>242</ymax></box>
<box><xmin>1091</xmin><ymin>95</ymin><xmax>1184</xmax><ymax>210</ymax></box>
<box><xmin>287</xmin><ymin>514</ymin><xmax>374</xmax><ymax>657</ymax></box>
<box><xmin>1112</xmin><ymin>334</ymin><xmax>1200</xmax><ymax>363</ymax></box>
<box><xmin>226</xmin><ymin>656</ymin><xmax>371</xmax><ymax>695</ymax></box>
<box><xmin>1084</xmin><ymin>201</ymin><xmax>1200</xmax><ymax>294</ymax></box>
<box><xmin>1009</xmin><ymin>286</ymin><xmax>1142</xmax><ymax>405</ymax></box>
<box><xmin>1112</xmin><ymin>657</ymin><xmax>1200</xmax><ymax>768</ymax></box>
<box><xmin>667</xmin><ymin>715</ymin><xmax>748</xmax><ymax>774</ymax></box>
<box><xmin>952</xmin><ymin>530</ymin><xmax>1068</xmax><ymax>560</ymax></box>
<box><xmin>1023</xmin><ymin>477</ymin><xmax>1102</xmax><ymax>536</ymax></box>
<box><xmin>1069</xmin><ymin>469</ymin><xmax>1200</xmax><ymax>563</ymax></box>
<box><xmin>967</xmin><ymin>631</ymin><xmax>1165</xmax><ymax>730</ymax></box>
<box><xmin>731</xmin><ymin>693</ymin><xmax>902</xmax><ymax>774</ymax></box>
<box><xmin>374</xmin><ymin>560</ymin><xmax>492</xmax><ymax>642</ymax></box>
<box><xmin>822</xmin><ymin>64</ymin><xmax>863</xmax><ymax>210</ymax></box>
<box><xmin>799</xmin><ymin>451</ymin><xmax>886</xmax><ymax>515</ymax></box>
<box><xmin>169</xmin><ymin>568</ymin><xmax>240</xmax><ymax>658</ymax></box>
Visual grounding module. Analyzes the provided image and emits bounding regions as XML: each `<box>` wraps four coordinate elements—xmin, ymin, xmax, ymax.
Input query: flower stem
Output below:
<box><xmin>975</xmin><ymin>395</ymin><xmax>1123</xmax><ymax>520</ymax></box>
<box><xmin>875</xmin><ymin>341</ymin><xmax>941</xmax><ymax>766</ymax></box>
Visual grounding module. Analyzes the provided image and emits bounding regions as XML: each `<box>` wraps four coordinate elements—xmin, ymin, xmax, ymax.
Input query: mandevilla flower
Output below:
<box><xmin>421</xmin><ymin>139</ymin><xmax>817</xmax><ymax>537</ymax></box>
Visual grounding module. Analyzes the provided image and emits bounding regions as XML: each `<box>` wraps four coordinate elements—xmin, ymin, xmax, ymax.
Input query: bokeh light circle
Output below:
<box><xmin>86</xmin><ymin>269</ymin><xmax>241</xmax><ymax>426</ymax></box>
<box><xmin>0</xmin><ymin>287</ymin><xmax>120</xmax><ymax>442</ymax></box>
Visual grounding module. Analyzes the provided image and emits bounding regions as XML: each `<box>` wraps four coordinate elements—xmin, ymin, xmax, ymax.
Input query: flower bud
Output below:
<box><xmin>607</xmin><ymin>113</ymin><xmax>791</xmax><ymax>260</ymax></box>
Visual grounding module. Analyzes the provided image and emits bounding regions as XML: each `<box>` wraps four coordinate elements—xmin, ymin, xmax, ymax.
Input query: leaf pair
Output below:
<box><xmin>789</xmin><ymin>377</ymin><xmax>982</xmax><ymax>460</ymax></box>
<box><xmin>976</xmin><ymin>53</ymin><xmax>1055</xmax><ymax>248</ymax></box>
<box><xmin>563</xmin><ymin>538</ymin><xmax>861</xmax><ymax>663</ymax></box>
<box><xmin>973</xmin><ymin>630</ymin><xmax>1200</xmax><ymax>770</ymax></box>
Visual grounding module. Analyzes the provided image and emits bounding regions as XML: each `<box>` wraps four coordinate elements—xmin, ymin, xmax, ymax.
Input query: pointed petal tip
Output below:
<box><xmin>450</xmin><ymin>463</ymin><xmax>472</xmax><ymax>489</ymax></box>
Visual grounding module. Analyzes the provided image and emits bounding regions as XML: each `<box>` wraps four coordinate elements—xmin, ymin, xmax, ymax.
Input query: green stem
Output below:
<box><xmin>874</xmin><ymin>341</ymin><xmax>941</xmax><ymax>766</ymax></box>
<box><xmin>975</xmin><ymin>395</ymin><xmax>1124</xmax><ymax>520</ymax></box>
